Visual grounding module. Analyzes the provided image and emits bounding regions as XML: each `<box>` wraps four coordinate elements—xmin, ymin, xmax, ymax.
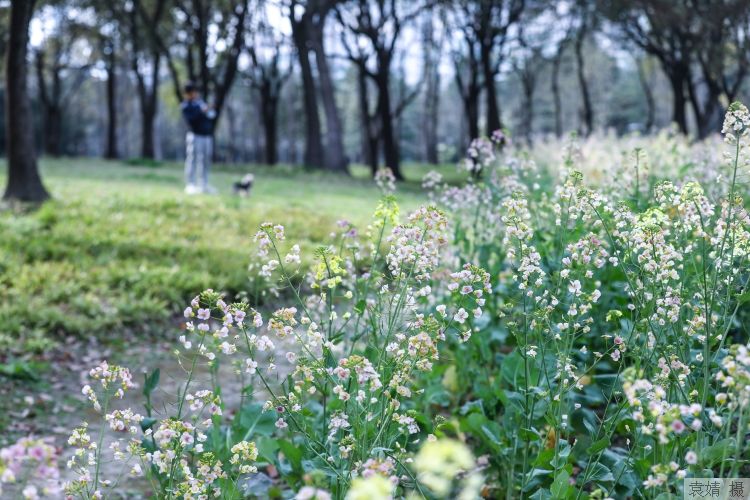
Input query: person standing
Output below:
<box><xmin>181</xmin><ymin>82</ymin><xmax>216</xmax><ymax>194</ymax></box>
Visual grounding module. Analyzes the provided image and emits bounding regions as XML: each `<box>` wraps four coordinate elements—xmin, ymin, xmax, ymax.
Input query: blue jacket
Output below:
<box><xmin>181</xmin><ymin>98</ymin><xmax>215</xmax><ymax>136</ymax></box>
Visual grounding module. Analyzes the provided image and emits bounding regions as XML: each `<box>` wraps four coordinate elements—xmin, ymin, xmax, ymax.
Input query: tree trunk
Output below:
<box><xmin>666</xmin><ymin>68</ymin><xmax>688</xmax><ymax>134</ymax></box>
<box><xmin>4</xmin><ymin>0</ymin><xmax>49</xmax><ymax>202</ymax></box>
<box><xmin>141</xmin><ymin>100</ymin><xmax>157</xmax><ymax>159</ymax></box>
<box><xmin>291</xmin><ymin>19</ymin><xmax>324</xmax><ymax>169</ymax></box>
<box><xmin>574</xmin><ymin>28</ymin><xmax>593</xmax><ymax>136</ymax></box>
<box><xmin>423</xmin><ymin>60</ymin><xmax>440</xmax><ymax>164</ymax></box>
<box><xmin>551</xmin><ymin>48</ymin><xmax>563</xmax><ymax>138</ymax></box>
<box><xmin>686</xmin><ymin>69</ymin><xmax>724</xmax><ymax>139</ymax></box>
<box><xmin>310</xmin><ymin>25</ymin><xmax>348</xmax><ymax>174</ymax></box>
<box><xmin>422</xmin><ymin>17</ymin><xmax>440</xmax><ymax>164</ymax></box>
<box><xmin>458</xmin><ymin>79</ymin><xmax>480</xmax><ymax>144</ymax></box>
<box><xmin>105</xmin><ymin>43</ymin><xmax>118</xmax><ymax>159</ymax></box>
<box><xmin>376</xmin><ymin>53</ymin><xmax>402</xmax><ymax>180</ymax></box>
<box><xmin>521</xmin><ymin>77</ymin><xmax>535</xmax><ymax>145</ymax></box>
<box><xmin>356</xmin><ymin>65</ymin><xmax>378</xmax><ymax>174</ymax></box>
<box><xmin>34</xmin><ymin>50</ymin><xmax>63</xmax><ymax>157</ymax></box>
<box><xmin>260</xmin><ymin>85</ymin><xmax>279</xmax><ymax>165</ymax></box>
<box><xmin>482</xmin><ymin>42</ymin><xmax>502</xmax><ymax>134</ymax></box>
<box><xmin>45</xmin><ymin>105</ymin><xmax>63</xmax><ymax>157</ymax></box>
<box><xmin>138</xmin><ymin>52</ymin><xmax>160</xmax><ymax>159</ymax></box>
<box><xmin>636</xmin><ymin>58</ymin><xmax>655</xmax><ymax>133</ymax></box>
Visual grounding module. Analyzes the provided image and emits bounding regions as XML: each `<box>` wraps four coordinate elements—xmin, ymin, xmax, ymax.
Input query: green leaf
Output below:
<box><xmin>462</xmin><ymin>413</ymin><xmax>503</xmax><ymax>454</ymax></box>
<box><xmin>354</xmin><ymin>299</ymin><xmax>367</xmax><ymax>314</ymax></box>
<box><xmin>140</xmin><ymin>417</ymin><xmax>157</xmax><ymax>432</ymax></box>
<box><xmin>520</xmin><ymin>427</ymin><xmax>541</xmax><ymax>442</ymax></box>
<box><xmin>237</xmin><ymin>403</ymin><xmax>276</xmax><ymax>438</ymax></box>
<box><xmin>143</xmin><ymin>368</ymin><xmax>160</xmax><ymax>397</ymax></box>
<box><xmin>277</xmin><ymin>439</ymin><xmax>304</xmax><ymax>474</ymax></box>
<box><xmin>0</xmin><ymin>361</ymin><xmax>42</xmax><ymax>381</ymax></box>
<box><xmin>700</xmin><ymin>438</ymin><xmax>736</xmax><ymax>467</ymax></box>
<box><xmin>256</xmin><ymin>437</ymin><xmax>279</xmax><ymax>464</ymax></box>
<box><xmin>551</xmin><ymin>469</ymin><xmax>572</xmax><ymax>498</ymax></box>
<box><xmin>522</xmin><ymin>468</ymin><xmax>553</xmax><ymax>493</ymax></box>
<box><xmin>589</xmin><ymin>437</ymin><xmax>611</xmax><ymax>455</ymax></box>
<box><xmin>588</xmin><ymin>462</ymin><xmax>615</xmax><ymax>484</ymax></box>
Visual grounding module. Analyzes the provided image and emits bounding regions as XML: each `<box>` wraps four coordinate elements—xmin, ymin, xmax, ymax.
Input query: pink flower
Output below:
<box><xmin>671</xmin><ymin>420</ymin><xmax>686</xmax><ymax>434</ymax></box>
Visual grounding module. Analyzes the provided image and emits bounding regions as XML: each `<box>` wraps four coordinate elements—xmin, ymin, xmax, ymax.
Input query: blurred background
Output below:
<box><xmin>0</xmin><ymin>0</ymin><xmax>747</xmax><ymax>174</ymax></box>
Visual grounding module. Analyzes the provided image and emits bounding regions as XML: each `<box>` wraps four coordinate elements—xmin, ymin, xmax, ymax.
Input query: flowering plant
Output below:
<box><xmin>11</xmin><ymin>103</ymin><xmax>750</xmax><ymax>499</ymax></box>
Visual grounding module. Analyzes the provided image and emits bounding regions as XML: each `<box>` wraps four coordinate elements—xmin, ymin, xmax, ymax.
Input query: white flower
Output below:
<box><xmin>453</xmin><ymin>308</ymin><xmax>469</xmax><ymax>324</ymax></box>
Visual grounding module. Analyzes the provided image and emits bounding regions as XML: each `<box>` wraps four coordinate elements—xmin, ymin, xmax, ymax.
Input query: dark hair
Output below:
<box><xmin>183</xmin><ymin>82</ymin><xmax>197</xmax><ymax>94</ymax></box>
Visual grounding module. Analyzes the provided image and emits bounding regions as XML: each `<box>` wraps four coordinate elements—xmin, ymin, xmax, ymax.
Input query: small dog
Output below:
<box><xmin>233</xmin><ymin>174</ymin><xmax>255</xmax><ymax>197</ymax></box>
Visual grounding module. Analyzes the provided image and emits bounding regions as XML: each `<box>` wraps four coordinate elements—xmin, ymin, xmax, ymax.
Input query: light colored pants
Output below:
<box><xmin>185</xmin><ymin>132</ymin><xmax>212</xmax><ymax>188</ymax></box>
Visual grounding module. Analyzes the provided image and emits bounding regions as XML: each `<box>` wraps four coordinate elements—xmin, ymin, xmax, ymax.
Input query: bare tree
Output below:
<box><xmin>125</xmin><ymin>0</ymin><xmax>169</xmax><ymax>159</ymax></box>
<box><xmin>421</xmin><ymin>9</ymin><xmax>444</xmax><ymax>164</ymax></box>
<box><xmin>573</xmin><ymin>0</ymin><xmax>594</xmax><ymax>137</ymax></box>
<box><xmin>687</xmin><ymin>0</ymin><xmax>750</xmax><ymax>137</ymax></box>
<box><xmin>457</xmin><ymin>0</ymin><xmax>525</xmax><ymax>135</ymax></box>
<box><xmin>601</xmin><ymin>0</ymin><xmax>705</xmax><ymax>135</ymax></box>
<box><xmin>288</xmin><ymin>0</ymin><xmax>324</xmax><ymax>169</ymax></box>
<box><xmin>636</xmin><ymin>55</ymin><xmax>656</xmax><ymax>132</ymax></box>
<box><xmin>156</xmin><ymin>0</ymin><xmax>250</xmax><ymax>132</ymax></box>
<box><xmin>338</xmin><ymin>24</ymin><xmax>379</xmax><ymax>173</ymax></box>
<box><xmin>102</xmin><ymin>35</ymin><xmax>118</xmax><ymax>159</ymax></box>
<box><xmin>246</xmin><ymin>17</ymin><xmax>293</xmax><ymax>166</ymax></box>
<box><xmin>512</xmin><ymin>23</ymin><xmax>547</xmax><ymax>145</ymax></box>
<box><xmin>4</xmin><ymin>0</ymin><xmax>49</xmax><ymax>202</ymax></box>
<box><xmin>81</xmin><ymin>0</ymin><xmax>123</xmax><ymax>159</ymax></box>
<box><xmin>448</xmin><ymin>7</ymin><xmax>482</xmax><ymax>144</ymax></box>
<box><xmin>34</xmin><ymin>18</ymin><xmax>91</xmax><ymax>157</ymax></box>
<box><xmin>288</xmin><ymin>0</ymin><xmax>348</xmax><ymax>173</ymax></box>
<box><xmin>550</xmin><ymin>38</ymin><xmax>567</xmax><ymax>138</ymax></box>
<box><xmin>337</xmin><ymin>0</ymin><xmax>426</xmax><ymax>179</ymax></box>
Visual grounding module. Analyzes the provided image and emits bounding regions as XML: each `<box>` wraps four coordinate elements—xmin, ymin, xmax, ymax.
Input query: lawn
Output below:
<box><xmin>0</xmin><ymin>158</ymin><xmax>445</xmax><ymax>353</ymax></box>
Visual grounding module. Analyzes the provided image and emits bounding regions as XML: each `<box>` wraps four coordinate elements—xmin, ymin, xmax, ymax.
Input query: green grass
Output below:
<box><xmin>0</xmin><ymin>158</ymin><xmax>451</xmax><ymax>352</ymax></box>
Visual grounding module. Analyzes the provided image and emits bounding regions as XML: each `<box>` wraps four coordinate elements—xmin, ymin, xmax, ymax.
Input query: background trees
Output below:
<box><xmin>4</xmin><ymin>0</ymin><xmax>48</xmax><ymax>202</ymax></box>
<box><xmin>3</xmin><ymin>0</ymin><xmax>750</xmax><ymax>201</ymax></box>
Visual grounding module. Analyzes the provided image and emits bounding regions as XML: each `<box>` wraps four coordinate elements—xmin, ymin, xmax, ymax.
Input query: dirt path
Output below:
<box><xmin>2</xmin><ymin>324</ymin><xmax>291</xmax><ymax>497</ymax></box>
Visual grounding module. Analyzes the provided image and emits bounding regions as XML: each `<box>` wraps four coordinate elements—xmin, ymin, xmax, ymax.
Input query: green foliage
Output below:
<box><xmin>0</xmin><ymin>158</ymin><xmax>430</xmax><ymax>353</ymax></box>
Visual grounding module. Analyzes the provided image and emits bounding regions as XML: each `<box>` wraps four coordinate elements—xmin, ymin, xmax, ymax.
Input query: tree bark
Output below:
<box><xmin>310</xmin><ymin>23</ymin><xmax>348</xmax><ymax>174</ymax></box>
<box><xmin>375</xmin><ymin>50</ymin><xmax>402</xmax><ymax>180</ymax></box>
<box><xmin>461</xmin><ymin>92</ymin><xmax>480</xmax><ymax>145</ymax></box>
<box><xmin>356</xmin><ymin>65</ymin><xmax>378</xmax><ymax>174</ymax></box>
<box><xmin>481</xmin><ymin>41</ymin><xmax>502</xmax><ymax>134</ymax></box>
<box><xmin>259</xmin><ymin>83</ymin><xmax>279</xmax><ymax>165</ymax></box>
<box><xmin>422</xmin><ymin>17</ymin><xmax>440</xmax><ymax>164</ymax></box>
<box><xmin>291</xmin><ymin>15</ymin><xmax>324</xmax><ymax>169</ymax></box>
<box><xmin>520</xmin><ymin>74</ymin><xmax>535</xmax><ymax>145</ymax></box>
<box><xmin>551</xmin><ymin>45</ymin><xmax>564</xmax><ymax>138</ymax></box>
<box><xmin>105</xmin><ymin>42</ymin><xmax>118</xmax><ymax>159</ymax></box>
<box><xmin>44</xmin><ymin>105</ymin><xmax>62</xmax><ymax>157</ymax></box>
<box><xmin>129</xmin><ymin>1</ymin><xmax>162</xmax><ymax>160</ymax></box>
<box><xmin>141</xmin><ymin>105</ymin><xmax>156</xmax><ymax>159</ymax></box>
<box><xmin>4</xmin><ymin>0</ymin><xmax>49</xmax><ymax>202</ymax></box>
<box><xmin>636</xmin><ymin>58</ymin><xmax>655</xmax><ymax>133</ymax></box>
<box><xmin>453</xmin><ymin>34</ymin><xmax>482</xmax><ymax>146</ymax></box>
<box><xmin>666</xmin><ymin>67</ymin><xmax>688</xmax><ymax>134</ymax></box>
<box><xmin>686</xmin><ymin>74</ymin><xmax>723</xmax><ymax>140</ymax></box>
<box><xmin>34</xmin><ymin>50</ymin><xmax>63</xmax><ymax>157</ymax></box>
<box><xmin>574</xmin><ymin>27</ymin><xmax>593</xmax><ymax>137</ymax></box>
<box><xmin>138</xmin><ymin>55</ymin><xmax>160</xmax><ymax>160</ymax></box>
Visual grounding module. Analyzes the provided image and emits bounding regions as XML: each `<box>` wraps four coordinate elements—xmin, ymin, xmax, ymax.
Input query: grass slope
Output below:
<box><xmin>0</xmin><ymin>158</ymin><xmax>444</xmax><ymax>352</ymax></box>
